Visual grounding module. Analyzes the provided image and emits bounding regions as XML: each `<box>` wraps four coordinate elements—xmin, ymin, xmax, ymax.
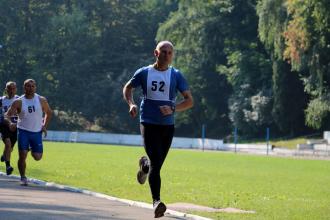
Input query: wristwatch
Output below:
<box><xmin>171</xmin><ymin>105</ymin><xmax>175</xmax><ymax>113</ymax></box>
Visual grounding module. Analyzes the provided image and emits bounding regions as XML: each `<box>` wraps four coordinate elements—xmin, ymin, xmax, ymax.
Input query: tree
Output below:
<box><xmin>0</xmin><ymin>0</ymin><xmax>178</xmax><ymax>133</ymax></box>
<box><xmin>257</xmin><ymin>0</ymin><xmax>309</xmax><ymax>135</ymax></box>
<box><xmin>157</xmin><ymin>1</ymin><xmax>233</xmax><ymax>137</ymax></box>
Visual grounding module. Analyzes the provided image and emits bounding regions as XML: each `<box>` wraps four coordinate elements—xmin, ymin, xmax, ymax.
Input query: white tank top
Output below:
<box><xmin>2</xmin><ymin>95</ymin><xmax>19</xmax><ymax>112</ymax></box>
<box><xmin>2</xmin><ymin>95</ymin><xmax>19</xmax><ymax>122</ymax></box>
<box><xmin>17</xmin><ymin>94</ymin><xmax>43</xmax><ymax>132</ymax></box>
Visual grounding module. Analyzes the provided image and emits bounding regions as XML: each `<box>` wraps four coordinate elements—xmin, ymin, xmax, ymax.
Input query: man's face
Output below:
<box><xmin>6</xmin><ymin>84</ymin><xmax>17</xmax><ymax>98</ymax></box>
<box><xmin>155</xmin><ymin>44</ymin><xmax>173</xmax><ymax>66</ymax></box>
<box><xmin>24</xmin><ymin>81</ymin><xmax>36</xmax><ymax>95</ymax></box>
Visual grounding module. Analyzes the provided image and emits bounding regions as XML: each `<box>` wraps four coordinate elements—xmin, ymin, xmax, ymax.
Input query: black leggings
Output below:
<box><xmin>140</xmin><ymin>123</ymin><xmax>175</xmax><ymax>201</ymax></box>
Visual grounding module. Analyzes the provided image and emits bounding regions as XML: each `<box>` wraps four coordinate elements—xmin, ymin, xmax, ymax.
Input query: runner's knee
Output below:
<box><xmin>32</xmin><ymin>153</ymin><xmax>42</xmax><ymax>161</ymax></box>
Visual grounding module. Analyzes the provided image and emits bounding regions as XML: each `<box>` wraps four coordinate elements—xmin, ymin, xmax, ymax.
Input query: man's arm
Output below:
<box><xmin>40</xmin><ymin>96</ymin><xmax>52</xmax><ymax>136</ymax></box>
<box><xmin>159</xmin><ymin>90</ymin><xmax>193</xmax><ymax>116</ymax></box>
<box><xmin>123</xmin><ymin>81</ymin><xmax>138</xmax><ymax>118</ymax></box>
<box><xmin>5</xmin><ymin>99</ymin><xmax>21</xmax><ymax>118</ymax></box>
<box><xmin>5</xmin><ymin>99</ymin><xmax>21</xmax><ymax>131</ymax></box>
<box><xmin>175</xmin><ymin>90</ymin><xmax>193</xmax><ymax>112</ymax></box>
<box><xmin>1</xmin><ymin>118</ymin><xmax>14</xmax><ymax>131</ymax></box>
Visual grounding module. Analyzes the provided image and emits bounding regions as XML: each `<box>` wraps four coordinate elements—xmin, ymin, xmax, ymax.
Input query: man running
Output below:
<box><xmin>0</xmin><ymin>81</ymin><xmax>19</xmax><ymax>175</ymax></box>
<box><xmin>6</xmin><ymin>79</ymin><xmax>52</xmax><ymax>185</ymax></box>
<box><xmin>123</xmin><ymin>41</ymin><xmax>193</xmax><ymax>218</ymax></box>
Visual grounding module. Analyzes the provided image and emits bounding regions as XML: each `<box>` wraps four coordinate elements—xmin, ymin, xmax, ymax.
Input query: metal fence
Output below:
<box><xmin>44</xmin><ymin>130</ymin><xmax>330</xmax><ymax>157</ymax></box>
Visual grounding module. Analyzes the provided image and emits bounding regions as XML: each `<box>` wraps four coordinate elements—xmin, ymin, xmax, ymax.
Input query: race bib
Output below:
<box><xmin>146</xmin><ymin>68</ymin><xmax>171</xmax><ymax>101</ymax></box>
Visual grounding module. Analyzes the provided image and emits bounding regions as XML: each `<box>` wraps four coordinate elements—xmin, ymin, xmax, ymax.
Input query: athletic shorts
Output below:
<box><xmin>18</xmin><ymin>128</ymin><xmax>43</xmax><ymax>153</ymax></box>
<box><xmin>2</xmin><ymin>129</ymin><xmax>17</xmax><ymax>148</ymax></box>
<box><xmin>0</xmin><ymin>122</ymin><xmax>11</xmax><ymax>139</ymax></box>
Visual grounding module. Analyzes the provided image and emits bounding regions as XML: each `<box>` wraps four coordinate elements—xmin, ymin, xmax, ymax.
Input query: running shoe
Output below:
<box><xmin>0</xmin><ymin>155</ymin><xmax>4</xmax><ymax>162</ymax></box>
<box><xmin>6</xmin><ymin>166</ymin><xmax>13</xmax><ymax>175</ymax></box>
<box><xmin>153</xmin><ymin>200</ymin><xmax>166</xmax><ymax>218</ymax></box>
<box><xmin>20</xmin><ymin>176</ymin><xmax>28</xmax><ymax>186</ymax></box>
<box><xmin>137</xmin><ymin>156</ymin><xmax>149</xmax><ymax>184</ymax></box>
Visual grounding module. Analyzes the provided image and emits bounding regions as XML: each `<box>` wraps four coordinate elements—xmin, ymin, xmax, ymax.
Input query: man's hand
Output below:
<box><xmin>42</xmin><ymin>125</ymin><xmax>47</xmax><ymax>137</ymax></box>
<box><xmin>9</xmin><ymin>123</ymin><xmax>16</xmax><ymax>132</ymax></box>
<box><xmin>129</xmin><ymin>104</ymin><xmax>138</xmax><ymax>118</ymax></box>
<box><xmin>159</xmin><ymin>105</ymin><xmax>174</xmax><ymax>116</ymax></box>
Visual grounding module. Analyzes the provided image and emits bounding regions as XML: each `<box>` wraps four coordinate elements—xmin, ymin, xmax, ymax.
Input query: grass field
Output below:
<box><xmin>242</xmin><ymin>137</ymin><xmax>308</xmax><ymax>149</ymax></box>
<box><xmin>3</xmin><ymin>141</ymin><xmax>330</xmax><ymax>220</ymax></box>
<box><xmin>270</xmin><ymin>137</ymin><xmax>307</xmax><ymax>149</ymax></box>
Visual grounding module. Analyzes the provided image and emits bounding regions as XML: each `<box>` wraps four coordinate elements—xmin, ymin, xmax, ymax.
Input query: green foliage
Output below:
<box><xmin>225</xmin><ymin>49</ymin><xmax>273</xmax><ymax>136</ymax></box>
<box><xmin>305</xmin><ymin>97</ymin><xmax>330</xmax><ymax>129</ymax></box>
<box><xmin>257</xmin><ymin>0</ymin><xmax>287</xmax><ymax>59</ymax></box>
<box><xmin>157</xmin><ymin>0</ymin><xmax>272</xmax><ymax>137</ymax></box>
<box><xmin>258</xmin><ymin>0</ymin><xmax>330</xmax><ymax>131</ymax></box>
<box><xmin>0</xmin><ymin>0</ymin><xmax>176</xmax><ymax>134</ymax></box>
<box><xmin>271</xmin><ymin>60</ymin><xmax>307</xmax><ymax>135</ymax></box>
<box><xmin>50</xmin><ymin>110</ymin><xmax>102</xmax><ymax>131</ymax></box>
<box><xmin>0</xmin><ymin>0</ymin><xmax>329</xmax><ymax>137</ymax></box>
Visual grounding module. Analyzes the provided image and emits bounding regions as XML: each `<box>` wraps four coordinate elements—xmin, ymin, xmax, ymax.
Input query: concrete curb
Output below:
<box><xmin>0</xmin><ymin>172</ymin><xmax>212</xmax><ymax>220</ymax></box>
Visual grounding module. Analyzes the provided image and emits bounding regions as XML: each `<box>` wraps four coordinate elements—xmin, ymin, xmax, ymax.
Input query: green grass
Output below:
<box><xmin>240</xmin><ymin>137</ymin><xmax>308</xmax><ymax>149</ymax></box>
<box><xmin>6</xmin><ymin>142</ymin><xmax>330</xmax><ymax>220</ymax></box>
<box><xmin>270</xmin><ymin>137</ymin><xmax>307</xmax><ymax>149</ymax></box>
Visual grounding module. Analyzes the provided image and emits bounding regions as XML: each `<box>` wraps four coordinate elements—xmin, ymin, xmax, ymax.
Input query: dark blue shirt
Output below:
<box><xmin>130</xmin><ymin>65</ymin><xmax>189</xmax><ymax>125</ymax></box>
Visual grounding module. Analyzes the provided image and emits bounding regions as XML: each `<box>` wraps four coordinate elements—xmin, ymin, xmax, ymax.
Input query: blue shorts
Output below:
<box><xmin>18</xmin><ymin>128</ymin><xmax>43</xmax><ymax>153</ymax></box>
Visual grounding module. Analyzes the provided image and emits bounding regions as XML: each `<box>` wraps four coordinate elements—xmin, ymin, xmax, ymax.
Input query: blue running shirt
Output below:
<box><xmin>130</xmin><ymin>65</ymin><xmax>189</xmax><ymax>125</ymax></box>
